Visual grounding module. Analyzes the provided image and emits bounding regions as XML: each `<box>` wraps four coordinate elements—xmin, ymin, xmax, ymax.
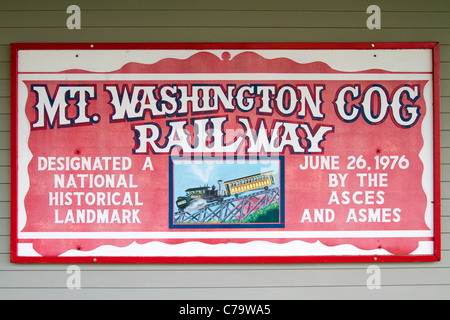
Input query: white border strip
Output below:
<box><xmin>18</xmin><ymin>73</ymin><xmax>432</xmax><ymax>81</ymax></box>
<box><xmin>19</xmin><ymin>230</ymin><xmax>433</xmax><ymax>240</ymax></box>
<box><xmin>18</xmin><ymin>49</ymin><xmax>433</xmax><ymax>73</ymax></box>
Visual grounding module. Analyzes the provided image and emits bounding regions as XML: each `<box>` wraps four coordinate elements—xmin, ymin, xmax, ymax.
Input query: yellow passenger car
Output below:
<box><xmin>224</xmin><ymin>171</ymin><xmax>275</xmax><ymax>196</ymax></box>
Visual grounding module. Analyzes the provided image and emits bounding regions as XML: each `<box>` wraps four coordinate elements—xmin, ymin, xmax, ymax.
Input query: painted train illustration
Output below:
<box><xmin>176</xmin><ymin>171</ymin><xmax>276</xmax><ymax>211</ymax></box>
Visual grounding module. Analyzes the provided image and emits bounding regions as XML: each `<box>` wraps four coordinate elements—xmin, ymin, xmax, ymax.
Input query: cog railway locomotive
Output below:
<box><xmin>176</xmin><ymin>171</ymin><xmax>276</xmax><ymax>210</ymax></box>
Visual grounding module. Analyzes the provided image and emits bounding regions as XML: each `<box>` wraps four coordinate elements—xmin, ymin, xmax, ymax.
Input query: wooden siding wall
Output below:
<box><xmin>0</xmin><ymin>0</ymin><xmax>449</xmax><ymax>299</ymax></box>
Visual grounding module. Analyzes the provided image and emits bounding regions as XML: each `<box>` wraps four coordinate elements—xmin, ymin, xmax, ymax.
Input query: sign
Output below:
<box><xmin>10</xmin><ymin>43</ymin><xmax>441</xmax><ymax>263</ymax></box>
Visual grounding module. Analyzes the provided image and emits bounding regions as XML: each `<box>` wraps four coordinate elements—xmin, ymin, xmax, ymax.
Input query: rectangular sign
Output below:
<box><xmin>10</xmin><ymin>43</ymin><xmax>441</xmax><ymax>263</ymax></box>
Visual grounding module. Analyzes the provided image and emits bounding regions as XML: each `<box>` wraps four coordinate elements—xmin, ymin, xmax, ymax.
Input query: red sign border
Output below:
<box><xmin>10</xmin><ymin>42</ymin><xmax>441</xmax><ymax>263</ymax></box>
